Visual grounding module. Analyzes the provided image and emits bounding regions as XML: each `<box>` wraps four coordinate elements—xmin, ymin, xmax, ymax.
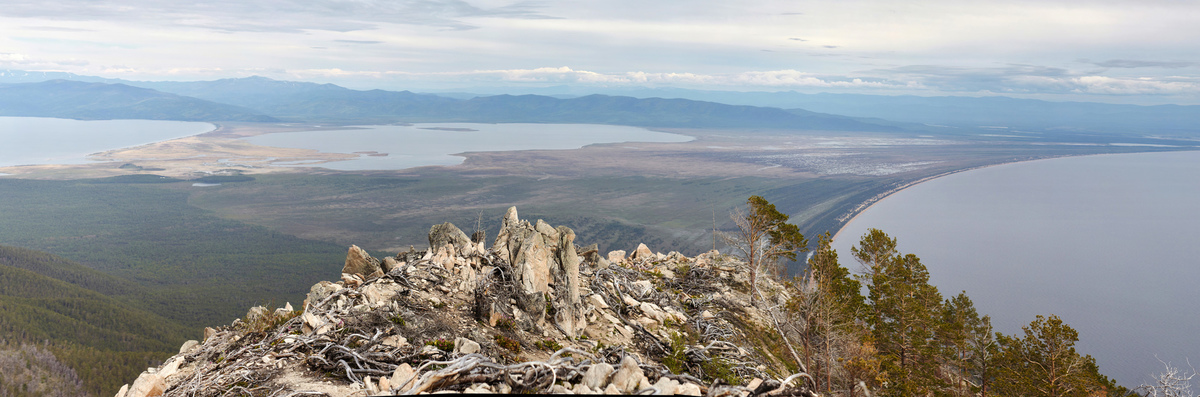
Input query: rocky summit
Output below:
<box><xmin>115</xmin><ymin>207</ymin><xmax>815</xmax><ymax>396</ymax></box>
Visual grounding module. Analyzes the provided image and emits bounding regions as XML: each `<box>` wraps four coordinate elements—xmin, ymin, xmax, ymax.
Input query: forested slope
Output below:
<box><xmin>0</xmin><ymin>246</ymin><xmax>193</xmax><ymax>396</ymax></box>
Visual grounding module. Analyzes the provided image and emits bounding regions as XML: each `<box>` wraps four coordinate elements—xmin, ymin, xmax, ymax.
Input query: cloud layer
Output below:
<box><xmin>0</xmin><ymin>0</ymin><xmax>1197</xmax><ymax>103</ymax></box>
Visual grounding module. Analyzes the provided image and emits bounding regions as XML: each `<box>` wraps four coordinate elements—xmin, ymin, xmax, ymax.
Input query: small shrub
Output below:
<box><xmin>534</xmin><ymin>339</ymin><xmax>563</xmax><ymax>352</ymax></box>
<box><xmin>494</xmin><ymin>335</ymin><xmax>521</xmax><ymax>353</ymax></box>
<box><xmin>496</xmin><ymin>315</ymin><xmax>516</xmax><ymax>331</ymax></box>
<box><xmin>389</xmin><ymin>314</ymin><xmax>406</xmax><ymax>327</ymax></box>
<box><xmin>425</xmin><ymin>338</ymin><xmax>454</xmax><ymax>352</ymax></box>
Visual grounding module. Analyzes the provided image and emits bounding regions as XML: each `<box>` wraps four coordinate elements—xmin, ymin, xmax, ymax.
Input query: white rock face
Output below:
<box><xmin>610</xmin><ymin>356</ymin><xmax>647</xmax><ymax>393</ymax></box>
<box><xmin>178</xmin><ymin>340</ymin><xmax>200</xmax><ymax>355</ymax></box>
<box><xmin>582</xmin><ymin>362</ymin><xmax>615</xmax><ymax>389</ymax></box>
<box><xmin>653</xmin><ymin>377</ymin><xmax>680</xmax><ymax>395</ymax></box>
<box><xmin>125</xmin><ymin>372</ymin><xmax>165</xmax><ymax>397</ymax></box>
<box><xmin>678</xmin><ymin>382</ymin><xmax>703</xmax><ymax>396</ymax></box>
<box><xmin>632</xmin><ymin>243</ymin><xmax>654</xmax><ymax>261</ymax></box>
<box><xmin>454</xmin><ymin>337</ymin><xmax>481</xmax><ymax>355</ymax></box>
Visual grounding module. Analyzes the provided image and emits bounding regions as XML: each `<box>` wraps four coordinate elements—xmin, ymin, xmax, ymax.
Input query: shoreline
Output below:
<box><xmin>828</xmin><ymin>149</ymin><xmax>1200</xmax><ymax>242</ymax></box>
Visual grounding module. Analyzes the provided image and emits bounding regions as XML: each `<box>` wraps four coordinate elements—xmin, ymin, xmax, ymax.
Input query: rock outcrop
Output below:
<box><xmin>117</xmin><ymin>208</ymin><xmax>813</xmax><ymax>397</ymax></box>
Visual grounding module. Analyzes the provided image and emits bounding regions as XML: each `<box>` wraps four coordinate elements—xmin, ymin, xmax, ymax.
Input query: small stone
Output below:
<box><xmin>158</xmin><ymin>357</ymin><xmax>184</xmax><ymax>379</ymax></box>
<box><xmin>607</xmin><ymin>250</ymin><xmax>627</xmax><ymax>263</ymax></box>
<box><xmin>582</xmin><ymin>362</ymin><xmax>615</xmax><ymax>389</ymax></box>
<box><xmin>364</xmin><ymin>376</ymin><xmax>378</xmax><ymax>395</ymax></box>
<box><xmin>305</xmin><ymin>281</ymin><xmax>341</xmax><ymax>307</ymax></box>
<box><xmin>454</xmin><ymin>337</ymin><xmax>481</xmax><ymax>355</ymax></box>
<box><xmin>677</xmin><ymin>383</ymin><xmax>702</xmax><ymax>396</ymax></box>
<box><xmin>632</xmin><ymin>243</ymin><xmax>654</xmax><ymax>261</ymax></box>
<box><xmin>588</xmin><ymin>294</ymin><xmax>609</xmax><ymax>309</ymax></box>
<box><xmin>178</xmin><ymin>340</ymin><xmax>200</xmax><ymax>354</ymax></box>
<box><xmin>496</xmin><ymin>383</ymin><xmax>512</xmax><ymax>394</ymax></box>
<box><xmin>638</xmin><ymin>377</ymin><xmax>653</xmax><ymax>392</ymax></box>
<box><xmin>604</xmin><ymin>384</ymin><xmax>622</xmax><ymax>395</ymax></box>
<box><xmin>653</xmin><ymin>377</ymin><xmax>680</xmax><ymax>395</ymax></box>
<box><xmin>391</xmin><ymin>363</ymin><xmax>415</xmax><ymax>392</ymax></box>
<box><xmin>550</xmin><ymin>385</ymin><xmax>571</xmax><ymax>394</ymax></box>
<box><xmin>244</xmin><ymin>306</ymin><xmax>268</xmax><ymax>323</ymax></box>
<box><xmin>631</xmin><ymin>280</ymin><xmax>654</xmax><ymax>297</ymax></box>
<box><xmin>747</xmin><ymin>378</ymin><xmax>763</xmax><ymax>391</ymax></box>
<box><xmin>203</xmin><ymin>327</ymin><xmax>216</xmax><ymax>341</ymax></box>
<box><xmin>341</xmin><ymin>273</ymin><xmax>363</xmax><ymax>288</ymax></box>
<box><xmin>700</xmin><ymin>310</ymin><xmax>716</xmax><ymax>320</ymax></box>
<box><xmin>343</xmin><ymin>245</ymin><xmax>382</xmax><ymax>277</ymax></box>
<box><xmin>611</xmin><ymin>356</ymin><xmax>646</xmax><ymax>393</ymax></box>
<box><xmin>126</xmin><ymin>372</ymin><xmax>165</xmax><ymax>397</ymax></box>
<box><xmin>115</xmin><ymin>384</ymin><xmax>130</xmax><ymax>397</ymax></box>
<box><xmin>378</xmin><ymin>377</ymin><xmax>391</xmax><ymax>393</ymax></box>
<box><xmin>382</xmin><ymin>335</ymin><xmax>407</xmax><ymax>348</ymax></box>
<box><xmin>382</xmin><ymin>257</ymin><xmax>400</xmax><ymax>273</ymax></box>
<box><xmin>573</xmin><ymin>383</ymin><xmax>594</xmax><ymax>394</ymax></box>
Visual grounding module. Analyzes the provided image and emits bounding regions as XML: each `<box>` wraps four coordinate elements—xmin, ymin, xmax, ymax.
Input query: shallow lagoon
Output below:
<box><xmin>834</xmin><ymin>150</ymin><xmax>1200</xmax><ymax>387</ymax></box>
<box><xmin>0</xmin><ymin>117</ymin><xmax>215</xmax><ymax>167</ymax></box>
<box><xmin>242</xmin><ymin>123</ymin><xmax>693</xmax><ymax>170</ymax></box>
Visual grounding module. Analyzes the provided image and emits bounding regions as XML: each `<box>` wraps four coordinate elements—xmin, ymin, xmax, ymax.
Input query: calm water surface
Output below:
<box><xmin>833</xmin><ymin>150</ymin><xmax>1200</xmax><ymax>387</ymax></box>
<box><xmin>242</xmin><ymin>123</ymin><xmax>693</xmax><ymax>170</ymax></box>
<box><xmin>0</xmin><ymin>117</ymin><xmax>215</xmax><ymax>167</ymax></box>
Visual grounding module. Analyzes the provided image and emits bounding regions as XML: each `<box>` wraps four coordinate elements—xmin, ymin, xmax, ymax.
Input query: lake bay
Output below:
<box><xmin>242</xmin><ymin>123</ymin><xmax>694</xmax><ymax>170</ymax></box>
<box><xmin>0</xmin><ymin>117</ymin><xmax>215</xmax><ymax>168</ymax></box>
<box><xmin>833</xmin><ymin>150</ymin><xmax>1200</xmax><ymax>388</ymax></box>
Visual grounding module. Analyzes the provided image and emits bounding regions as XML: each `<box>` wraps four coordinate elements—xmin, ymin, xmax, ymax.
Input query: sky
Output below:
<box><xmin>1</xmin><ymin>0</ymin><xmax>1198</xmax><ymax>104</ymax></box>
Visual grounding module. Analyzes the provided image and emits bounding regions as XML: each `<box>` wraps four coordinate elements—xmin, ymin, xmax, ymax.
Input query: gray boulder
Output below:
<box><xmin>428</xmin><ymin>222</ymin><xmax>472</xmax><ymax>252</ymax></box>
<box><xmin>341</xmin><ymin>245</ymin><xmax>381</xmax><ymax>277</ymax></box>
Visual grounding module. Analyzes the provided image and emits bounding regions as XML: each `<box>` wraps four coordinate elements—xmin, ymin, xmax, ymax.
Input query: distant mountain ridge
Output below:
<box><xmin>0</xmin><ymin>72</ymin><xmax>899</xmax><ymax>130</ymax></box>
<box><xmin>454</xmin><ymin>86</ymin><xmax>1200</xmax><ymax>136</ymax></box>
<box><xmin>131</xmin><ymin>76</ymin><xmax>896</xmax><ymax>130</ymax></box>
<box><xmin>6</xmin><ymin>71</ymin><xmax>1197</xmax><ymax>137</ymax></box>
<box><xmin>0</xmin><ymin>80</ymin><xmax>278</xmax><ymax>122</ymax></box>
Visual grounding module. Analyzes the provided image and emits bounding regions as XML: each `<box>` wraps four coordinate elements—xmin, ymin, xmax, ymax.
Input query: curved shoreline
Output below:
<box><xmin>828</xmin><ymin>149</ymin><xmax>1200</xmax><ymax>242</ymax></box>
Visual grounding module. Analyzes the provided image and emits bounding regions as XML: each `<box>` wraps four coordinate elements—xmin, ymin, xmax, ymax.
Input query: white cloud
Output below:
<box><xmin>284</xmin><ymin>66</ymin><xmax>921</xmax><ymax>89</ymax></box>
<box><xmin>0</xmin><ymin>52</ymin><xmax>88</xmax><ymax>68</ymax></box>
<box><xmin>1071</xmin><ymin>76</ymin><xmax>1195</xmax><ymax>95</ymax></box>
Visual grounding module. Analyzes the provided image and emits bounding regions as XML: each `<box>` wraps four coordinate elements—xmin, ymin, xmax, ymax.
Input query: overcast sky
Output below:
<box><xmin>1</xmin><ymin>0</ymin><xmax>1197</xmax><ymax>104</ymax></box>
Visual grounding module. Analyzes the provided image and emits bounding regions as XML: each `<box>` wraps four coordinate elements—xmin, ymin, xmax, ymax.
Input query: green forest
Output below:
<box><xmin>782</xmin><ymin>229</ymin><xmax>1128</xmax><ymax>396</ymax></box>
<box><xmin>0</xmin><ymin>246</ymin><xmax>192</xmax><ymax>395</ymax></box>
<box><xmin>721</xmin><ymin>196</ymin><xmax>1131</xmax><ymax>397</ymax></box>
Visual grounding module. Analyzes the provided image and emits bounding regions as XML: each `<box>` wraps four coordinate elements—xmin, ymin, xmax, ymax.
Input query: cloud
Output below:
<box><xmin>0</xmin><ymin>52</ymin><xmax>89</xmax><ymax>68</ymax></box>
<box><xmin>287</xmin><ymin>66</ymin><xmax>920</xmax><ymax>90</ymax></box>
<box><xmin>1089</xmin><ymin>59</ymin><xmax>1195</xmax><ymax>69</ymax></box>
<box><xmin>0</xmin><ymin>0</ymin><xmax>558</xmax><ymax>32</ymax></box>
<box><xmin>871</xmin><ymin>63</ymin><xmax>1197</xmax><ymax>95</ymax></box>
<box><xmin>334</xmin><ymin>40</ymin><xmax>384</xmax><ymax>45</ymax></box>
<box><xmin>21</xmin><ymin>25</ymin><xmax>96</xmax><ymax>32</ymax></box>
<box><xmin>1071</xmin><ymin>76</ymin><xmax>1195</xmax><ymax>95</ymax></box>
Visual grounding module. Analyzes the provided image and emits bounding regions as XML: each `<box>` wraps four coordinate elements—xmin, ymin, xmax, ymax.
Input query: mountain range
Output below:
<box><xmin>3</xmin><ymin>69</ymin><xmax>1200</xmax><ymax>136</ymax></box>
<box><xmin>0</xmin><ymin>73</ymin><xmax>896</xmax><ymax>131</ymax></box>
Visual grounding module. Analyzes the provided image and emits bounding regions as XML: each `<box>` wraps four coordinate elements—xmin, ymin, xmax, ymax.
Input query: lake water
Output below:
<box><xmin>242</xmin><ymin>123</ymin><xmax>694</xmax><ymax>170</ymax></box>
<box><xmin>0</xmin><ymin>117</ymin><xmax>215</xmax><ymax>167</ymax></box>
<box><xmin>833</xmin><ymin>150</ymin><xmax>1200</xmax><ymax>387</ymax></box>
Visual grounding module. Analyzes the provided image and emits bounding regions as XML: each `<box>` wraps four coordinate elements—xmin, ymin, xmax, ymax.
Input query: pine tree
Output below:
<box><xmin>724</xmin><ymin>195</ymin><xmax>807</xmax><ymax>303</ymax></box>
<box><xmin>852</xmin><ymin>230</ymin><xmax>945</xmax><ymax>396</ymax></box>
<box><xmin>994</xmin><ymin>315</ymin><xmax>1093</xmax><ymax>397</ymax></box>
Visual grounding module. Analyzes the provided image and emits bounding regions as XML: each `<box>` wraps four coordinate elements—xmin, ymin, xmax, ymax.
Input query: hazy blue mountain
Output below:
<box><xmin>127</xmin><ymin>76</ymin><xmax>897</xmax><ymax>130</ymax></box>
<box><xmin>0</xmin><ymin>80</ymin><xmax>278</xmax><ymax>122</ymax></box>
<box><xmin>452</xmin><ymin>86</ymin><xmax>1200</xmax><ymax>136</ymax></box>
<box><xmin>133</xmin><ymin>76</ymin><xmax>458</xmax><ymax>120</ymax></box>
<box><xmin>0</xmin><ymin>69</ymin><xmax>120</xmax><ymax>84</ymax></box>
